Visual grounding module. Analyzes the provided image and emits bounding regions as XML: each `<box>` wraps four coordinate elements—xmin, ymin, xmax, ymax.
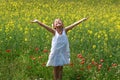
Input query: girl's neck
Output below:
<box><xmin>56</xmin><ymin>28</ymin><xmax>63</xmax><ymax>35</ymax></box>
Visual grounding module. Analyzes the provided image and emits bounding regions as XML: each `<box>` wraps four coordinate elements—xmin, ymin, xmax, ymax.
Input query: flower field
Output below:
<box><xmin>0</xmin><ymin>0</ymin><xmax>120</xmax><ymax>80</ymax></box>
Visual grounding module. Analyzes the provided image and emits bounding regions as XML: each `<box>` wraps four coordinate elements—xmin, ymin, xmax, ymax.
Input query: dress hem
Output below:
<box><xmin>46</xmin><ymin>63</ymin><xmax>70</xmax><ymax>67</ymax></box>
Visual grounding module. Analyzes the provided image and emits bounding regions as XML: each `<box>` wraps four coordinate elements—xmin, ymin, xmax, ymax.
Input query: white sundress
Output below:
<box><xmin>46</xmin><ymin>29</ymin><xmax>70</xmax><ymax>66</ymax></box>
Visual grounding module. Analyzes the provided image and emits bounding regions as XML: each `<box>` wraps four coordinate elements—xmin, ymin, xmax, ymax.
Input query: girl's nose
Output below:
<box><xmin>56</xmin><ymin>23</ymin><xmax>61</xmax><ymax>27</ymax></box>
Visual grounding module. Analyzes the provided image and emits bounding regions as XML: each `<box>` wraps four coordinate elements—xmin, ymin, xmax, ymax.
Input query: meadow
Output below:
<box><xmin>0</xmin><ymin>0</ymin><xmax>120</xmax><ymax>80</ymax></box>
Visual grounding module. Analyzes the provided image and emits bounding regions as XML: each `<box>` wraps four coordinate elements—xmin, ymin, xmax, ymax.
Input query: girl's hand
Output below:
<box><xmin>83</xmin><ymin>17</ymin><xmax>88</xmax><ymax>21</ymax></box>
<box><xmin>31</xmin><ymin>19</ymin><xmax>38</xmax><ymax>23</ymax></box>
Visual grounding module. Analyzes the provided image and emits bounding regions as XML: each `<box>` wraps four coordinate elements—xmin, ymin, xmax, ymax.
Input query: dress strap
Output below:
<box><xmin>63</xmin><ymin>29</ymin><xmax>66</xmax><ymax>35</ymax></box>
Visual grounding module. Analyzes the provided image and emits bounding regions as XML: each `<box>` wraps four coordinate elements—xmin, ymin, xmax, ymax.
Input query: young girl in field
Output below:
<box><xmin>31</xmin><ymin>18</ymin><xmax>88</xmax><ymax>80</ymax></box>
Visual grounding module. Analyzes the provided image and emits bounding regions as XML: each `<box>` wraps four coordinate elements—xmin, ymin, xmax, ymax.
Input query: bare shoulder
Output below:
<box><xmin>65</xmin><ymin>27</ymin><xmax>69</xmax><ymax>33</ymax></box>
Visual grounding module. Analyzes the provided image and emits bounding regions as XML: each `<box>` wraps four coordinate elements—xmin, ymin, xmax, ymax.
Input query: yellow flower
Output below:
<box><xmin>116</xmin><ymin>25</ymin><xmax>120</xmax><ymax>29</ymax></box>
<box><xmin>68</xmin><ymin>30</ymin><xmax>71</xmax><ymax>33</ymax></box>
<box><xmin>94</xmin><ymin>32</ymin><xmax>97</xmax><ymax>36</ymax></box>
<box><xmin>82</xmin><ymin>50</ymin><xmax>84</xmax><ymax>53</ymax></box>
<box><xmin>92</xmin><ymin>58</ymin><xmax>94</xmax><ymax>61</ymax></box>
<box><xmin>98</xmin><ymin>35</ymin><xmax>100</xmax><ymax>39</ymax></box>
<box><xmin>37</xmin><ymin>27</ymin><xmax>40</xmax><ymax>30</ymax></box>
<box><xmin>104</xmin><ymin>34</ymin><xmax>108</xmax><ymax>41</ymax></box>
<box><xmin>25</xmin><ymin>38</ymin><xmax>28</xmax><ymax>41</ymax></box>
<box><xmin>109</xmin><ymin>55</ymin><xmax>112</xmax><ymax>57</ymax></box>
<box><xmin>105</xmin><ymin>37</ymin><xmax>108</xmax><ymax>41</ymax></box>
<box><xmin>24</xmin><ymin>31</ymin><xmax>28</xmax><ymax>34</ymax></box>
<box><xmin>25</xmin><ymin>27</ymin><xmax>29</xmax><ymax>31</ymax></box>
<box><xmin>104</xmin><ymin>34</ymin><xmax>107</xmax><ymax>37</ymax></box>
<box><xmin>9</xmin><ymin>36</ymin><xmax>12</xmax><ymax>39</ymax></box>
<box><xmin>92</xmin><ymin>45</ymin><xmax>96</xmax><ymax>49</ymax></box>
<box><xmin>85</xmin><ymin>25</ymin><xmax>89</xmax><ymax>28</ymax></box>
<box><xmin>0</xmin><ymin>29</ymin><xmax>2</xmax><ymax>32</ymax></box>
<box><xmin>19</xmin><ymin>27</ymin><xmax>23</xmax><ymax>31</ymax></box>
<box><xmin>88</xmin><ymin>30</ymin><xmax>93</xmax><ymax>34</ymax></box>
<box><xmin>1</xmin><ymin>41</ymin><xmax>3</xmax><ymax>43</ymax></box>
<box><xmin>32</xmin><ymin>34</ymin><xmax>35</xmax><ymax>37</ymax></box>
<box><xmin>109</xmin><ymin>29</ymin><xmax>114</xmax><ymax>33</ymax></box>
<box><xmin>5</xmin><ymin>29</ymin><xmax>9</xmax><ymax>33</ymax></box>
<box><xmin>81</xmin><ymin>39</ymin><xmax>83</xmax><ymax>42</ymax></box>
<box><xmin>31</xmin><ymin>28</ymin><xmax>34</xmax><ymax>31</ymax></box>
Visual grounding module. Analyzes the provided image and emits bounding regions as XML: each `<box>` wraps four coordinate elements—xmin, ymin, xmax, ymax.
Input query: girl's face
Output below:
<box><xmin>53</xmin><ymin>19</ymin><xmax>63</xmax><ymax>29</ymax></box>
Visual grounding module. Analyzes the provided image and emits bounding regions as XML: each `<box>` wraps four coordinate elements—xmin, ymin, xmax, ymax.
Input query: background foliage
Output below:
<box><xmin>0</xmin><ymin>0</ymin><xmax>120</xmax><ymax>80</ymax></box>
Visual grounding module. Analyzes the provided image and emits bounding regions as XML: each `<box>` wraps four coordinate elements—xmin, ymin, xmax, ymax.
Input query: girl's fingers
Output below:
<box><xmin>84</xmin><ymin>17</ymin><xmax>88</xmax><ymax>20</ymax></box>
<box><xmin>31</xmin><ymin>19</ymin><xmax>38</xmax><ymax>23</ymax></box>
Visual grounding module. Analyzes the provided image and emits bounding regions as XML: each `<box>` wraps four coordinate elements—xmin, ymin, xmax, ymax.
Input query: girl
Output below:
<box><xmin>31</xmin><ymin>18</ymin><xmax>88</xmax><ymax>80</ymax></box>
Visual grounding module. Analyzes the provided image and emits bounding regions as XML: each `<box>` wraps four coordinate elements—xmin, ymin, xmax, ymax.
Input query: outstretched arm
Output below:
<box><xmin>65</xmin><ymin>18</ymin><xmax>88</xmax><ymax>33</ymax></box>
<box><xmin>31</xmin><ymin>19</ymin><xmax>55</xmax><ymax>35</ymax></box>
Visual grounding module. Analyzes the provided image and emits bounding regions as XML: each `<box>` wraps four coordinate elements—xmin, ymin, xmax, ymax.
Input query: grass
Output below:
<box><xmin>0</xmin><ymin>0</ymin><xmax>120</xmax><ymax>80</ymax></box>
